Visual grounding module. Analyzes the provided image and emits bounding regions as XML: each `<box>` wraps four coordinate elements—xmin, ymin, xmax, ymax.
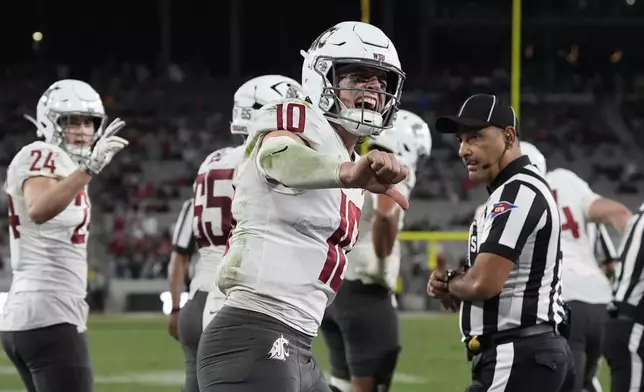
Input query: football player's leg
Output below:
<box><xmin>566</xmin><ymin>301</ymin><xmax>588</xmax><ymax>392</ymax></box>
<box><xmin>320</xmin><ymin>306</ymin><xmax>351</xmax><ymax>392</ymax></box>
<box><xmin>0</xmin><ymin>332</ymin><xmax>37</xmax><ymax>392</ymax></box>
<box><xmin>178</xmin><ymin>291</ymin><xmax>207</xmax><ymax>392</ymax></box>
<box><xmin>343</xmin><ymin>294</ymin><xmax>401</xmax><ymax>392</ymax></box>
<box><xmin>21</xmin><ymin>323</ymin><xmax>94</xmax><ymax>392</ymax></box>
<box><xmin>583</xmin><ymin>303</ymin><xmax>608</xmax><ymax>392</ymax></box>
<box><xmin>197</xmin><ymin>306</ymin><xmax>301</xmax><ymax>392</ymax></box>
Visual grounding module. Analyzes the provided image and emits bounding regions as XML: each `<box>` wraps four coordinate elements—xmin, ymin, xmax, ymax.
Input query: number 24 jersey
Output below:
<box><xmin>218</xmin><ymin>99</ymin><xmax>364</xmax><ymax>336</ymax></box>
<box><xmin>2</xmin><ymin>141</ymin><xmax>90</xmax><ymax>332</ymax></box>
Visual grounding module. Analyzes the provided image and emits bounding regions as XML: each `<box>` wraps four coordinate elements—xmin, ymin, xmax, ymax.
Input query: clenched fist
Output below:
<box><xmin>427</xmin><ymin>270</ymin><xmax>461</xmax><ymax>313</ymax></box>
<box><xmin>339</xmin><ymin>150</ymin><xmax>409</xmax><ymax>209</ymax></box>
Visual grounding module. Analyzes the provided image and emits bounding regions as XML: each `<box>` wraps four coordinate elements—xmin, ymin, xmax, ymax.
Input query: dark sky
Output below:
<box><xmin>2</xmin><ymin>0</ymin><xmax>643</xmax><ymax>77</ymax></box>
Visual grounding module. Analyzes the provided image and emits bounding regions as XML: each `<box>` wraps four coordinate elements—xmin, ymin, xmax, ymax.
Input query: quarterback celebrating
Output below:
<box><xmin>197</xmin><ymin>21</ymin><xmax>408</xmax><ymax>392</ymax></box>
<box><xmin>0</xmin><ymin>79</ymin><xmax>128</xmax><ymax>392</ymax></box>
<box><xmin>173</xmin><ymin>74</ymin><xmax>305</xmax><ymax>392</ymax></box>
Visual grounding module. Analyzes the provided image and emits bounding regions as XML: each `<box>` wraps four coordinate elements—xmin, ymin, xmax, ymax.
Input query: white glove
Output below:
<box><xmin>81</xmin><ymin>118</ymin><xmax>129</xmax><ymax>175</ymax></box>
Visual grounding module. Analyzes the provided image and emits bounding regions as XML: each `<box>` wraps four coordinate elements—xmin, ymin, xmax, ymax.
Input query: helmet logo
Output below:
<box><xmin>40</xmin><ymin>86</ymin><xmax>60</xmax><ymax>106</ymax></box>
<box><xmin>373</xmin><ymin>53</ymin><xmax>385</xmax><ymax>61</ymax></box>
<box><xmin>310</xmin><ymin>27</ymin><xmax>339</xmax><ymax>51</ymax></box>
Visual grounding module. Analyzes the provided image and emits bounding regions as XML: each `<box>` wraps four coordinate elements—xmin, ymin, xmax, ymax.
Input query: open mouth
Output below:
<box><xmin>355</xmin><ymin>96</ymin><xmax>378</xmax><ymax>111</ymax></box>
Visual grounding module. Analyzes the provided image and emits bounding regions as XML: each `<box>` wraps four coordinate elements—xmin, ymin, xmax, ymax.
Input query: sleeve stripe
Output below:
<box><xmin>499</xmin><ymin>185</ymin><xmax>537</xmax><ymax>249</ymax></box>
<box><xmin>172</xmin><ymin>199</ymin><xmax>194</xmax><ymax>249</ymax></box>
<box><xmin>598</xmin><ymin>224</ymin><xmax>617</xmax><ymax>260</ymax></box>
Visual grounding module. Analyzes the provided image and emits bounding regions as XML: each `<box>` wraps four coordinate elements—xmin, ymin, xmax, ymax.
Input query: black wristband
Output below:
<box><xmin>170</xmin><ymin>307</ymin><xmax>181</xmax><ymax>314</ymax></box>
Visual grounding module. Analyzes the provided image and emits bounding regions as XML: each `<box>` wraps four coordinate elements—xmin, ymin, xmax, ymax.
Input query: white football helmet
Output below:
<box><xmin>300</xmin><ymin>21</ymin><xmax>405</xmax><ymax>137</ymax></box>
<box><xmin>520</xmin><ymin>141</ymin><xmax>547</xmax><ymax>175</ymax></box>
<box><xmin>231</xmin><ymin>75</ymin><xmax>305</xmax><ymax>135</ymax></box>
<box><xmin>25</xmin><ymin>79</ymin><xmax>106</xmax><ymax>160</ymax></box>
<box><xmin>368</xmin><ymin>109</ymin><xmax>432</xmax><ymax>169</ymax></box>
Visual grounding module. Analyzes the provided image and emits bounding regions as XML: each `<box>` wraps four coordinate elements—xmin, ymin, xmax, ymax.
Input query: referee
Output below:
<box><xmin>167</xmin><ymin>198</ymin><xmax>199</xmax><ymax>340</ymax></box>
<box><xmin>427</xmin><ymin>94</ymin><xmax>575</xmax><ymax>391</ymax></box>
<box><xmin>604</xmin><ymin>207</ymin><xmax>644</xmax><ymax>392</ymax></box>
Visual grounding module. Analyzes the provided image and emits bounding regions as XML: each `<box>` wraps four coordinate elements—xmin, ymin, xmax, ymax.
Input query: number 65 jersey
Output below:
<box><xmin>1</xmin><ymin>141</ymin><xmax>91</xmax><ymax>331</ymax></box>
<box><xmin>191</xmin><ymin>145</ymin><xmax>245</xmax><ymax>298</ymax></box>
<box><xmin>218</xmin><ymin>99</ymin><xmax>363</xmax><ymax>337</ymax></box>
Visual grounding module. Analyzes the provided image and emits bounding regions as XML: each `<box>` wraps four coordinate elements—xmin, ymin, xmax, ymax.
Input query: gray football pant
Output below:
<box><xmin>0</xmin><ymin>323</ymin><xmax>93</xmax><ymax>392</ymax></box>
<box><xmin>178</xmin><ymin>290</ymin><xmax>208</xmax><ymax>392</ymax></box>
<box><xmin>197</xmin><ymin>305</ymin><xmax>331</xmax><ymax>392</ymax></box>
<box><xmin>566</xmin><ymin>300</ymin><xmax>607</xmax><ymax>392</ymax></box>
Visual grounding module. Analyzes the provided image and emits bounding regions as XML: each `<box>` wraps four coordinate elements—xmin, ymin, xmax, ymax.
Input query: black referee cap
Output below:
<box><xmin>435</xmin><ymin>94</ymin><xmax>519</xmax><ymax>135</ymax></box>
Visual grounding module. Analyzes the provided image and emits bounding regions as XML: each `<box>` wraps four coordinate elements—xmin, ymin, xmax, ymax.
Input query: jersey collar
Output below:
<box><xmin>487</xmin><ymin>155</ymin><xmax>531</xmax><ymax>194</ymax></box>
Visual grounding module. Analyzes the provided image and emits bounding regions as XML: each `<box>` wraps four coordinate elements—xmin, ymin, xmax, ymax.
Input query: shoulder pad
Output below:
<box><xmin>6</xmin><ymin>142</ymin><xmax>76</xmax><ymax>197</ymax></box>
<box><xmin>198</xmin><ymin>145</ymin><xmax>245</xmax><ymax>174</ymax></box>
<box><xmin>252</xmin><ymin>98</ymin><xmax>334</xmax><ymax>150</ymax></box>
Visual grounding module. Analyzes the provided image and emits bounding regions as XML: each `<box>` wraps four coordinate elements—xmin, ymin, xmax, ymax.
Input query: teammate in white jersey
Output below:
<box><xmin>544</xmin><ymin>151</ymin><xmax>631</xmax><ymax>392</ymax></box>
<box><xmin>169</xmin><ymin>75</ymin><xmax>305</xmax><ymax>392</ymax></box>
<box><xmin>321</xmin><ymin>109</ymin><xmax>431</xmax><ymax>392</ymax></box>
<box><xmin>0</xmin><ymin>79</ymin><xmax>128</xmax><ymax>392</ymax></box>
<box><xmin>196</xmin><ymin>22</ymin><xmax>409</xmax><ymax>392</ymax></box>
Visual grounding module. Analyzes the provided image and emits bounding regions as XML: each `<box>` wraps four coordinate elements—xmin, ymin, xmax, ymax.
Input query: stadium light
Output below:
<box><xmin>32</xmin><ymin>31</ymin><xmax>43</xmax><ymax>42</ymax></box>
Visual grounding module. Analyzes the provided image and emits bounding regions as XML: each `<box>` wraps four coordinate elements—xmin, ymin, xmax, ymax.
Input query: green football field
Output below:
<box><xmin>0</xmin><ymin>313</ymin><xmax>610</xmax><ymax>392</ymax></box>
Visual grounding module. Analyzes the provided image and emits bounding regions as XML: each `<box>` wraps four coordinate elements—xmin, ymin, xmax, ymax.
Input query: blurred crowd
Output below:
<box><xmin>0</xmin><ymin>61</ymin><xmax>643</xmax><ymax>279</ymax></box>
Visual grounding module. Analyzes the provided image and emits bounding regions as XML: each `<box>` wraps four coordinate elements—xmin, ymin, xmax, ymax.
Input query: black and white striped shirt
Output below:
<box><xmin>171</xmin><ymin>199</ymin><xmax>199</xmax><ymax>283</ymax></box>
<box><xmin>589</xmin><ymin>223</ymin><xmax>617</xmax><ymax>264</ymax></box>
<box><xmin>612</xmin><ymin>208</ymin><xmax>644</xmax><ymax>322</ymax></box>
<box><xmin>461</xmin><ymin>155</ymin><xmax>565</xmax><ymax>338</ymax></box>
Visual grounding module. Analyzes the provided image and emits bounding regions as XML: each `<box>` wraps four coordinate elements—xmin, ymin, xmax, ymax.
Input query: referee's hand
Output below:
<box><xmin>427</xmin><ymin>270</ymin><xmax>449</xmax><ymax>298</ymax></box>
<box><xmin>427</xmin><ymin>271</ymin><xmax>461</xmax><ymax>312</ymax></box>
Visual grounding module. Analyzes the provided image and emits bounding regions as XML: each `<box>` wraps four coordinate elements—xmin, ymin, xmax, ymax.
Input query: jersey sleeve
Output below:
<box><xmin>479</xmin><ymin>181</ymin><xmax>549</xmax><ymax>263</ymax></box>
<box><xmin>6</xmin><ymin>142</ymin><xmax>71</xmax><ymax>197</ymax></box>
<box><xmin>570</xmin><ymin>172</ymin><xmax>601</xmax><ymax>218</ymax></box>
<box><xmin>251</xmin><ymin>98</ymin><xmax>331</xmax><ymax>151</ymax></box>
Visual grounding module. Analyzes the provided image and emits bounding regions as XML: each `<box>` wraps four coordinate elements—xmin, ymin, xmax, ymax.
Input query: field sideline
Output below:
<box><xmin>0</xmin><ymin>313</ymin><xmax>610</xmax><ymax>392</ymax></box>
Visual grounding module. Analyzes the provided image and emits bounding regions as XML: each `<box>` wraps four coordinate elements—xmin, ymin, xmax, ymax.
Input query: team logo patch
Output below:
<box><xmin>488</xmin><ymin>201</ymin><xmax>517</xmax><ymax>220</ymax></box>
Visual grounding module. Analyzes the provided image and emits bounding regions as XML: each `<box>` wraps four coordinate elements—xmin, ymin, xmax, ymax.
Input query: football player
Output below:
<box><xmin>0</xmin><ymin>79</ymin><xmax>128</xmax><ymax>392</ymax></box>
<box><xmin>545</xmin><ymin>150</ymin><xmax>631</xmax><ymax>392</ymax></box>
<box><xmin>196</xmin><ymin>21</ymin><xmax>409</xmax><ymax>392</ymax></box>
<box><xmin>321</xmin><ymin>109</ymin><xmax>431</xmax><ymax>392</ymax></box>
<box><xmin>172</xmin><ymin>75</ymin><xmax>305</xmax><ymax>392</ymax></box>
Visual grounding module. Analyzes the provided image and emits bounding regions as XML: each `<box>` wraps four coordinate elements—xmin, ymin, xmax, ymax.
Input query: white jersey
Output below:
<box><xmin>1</xmin><ymin>141</ymin><xmax>90</xmax><ymax>331</ymax></box>
<box><xmin>344</xmin><ymin>171</ymin><xmax>414</xmax><ymax>291</ymax></box>
<box><xmin>191</xmin><ymin>145</ymin><xmax>244</xmax><ymax>299</ymax></box>
<box><xmin>546</xmin><ymin>168</ymin><xmax>611</xmax><ymax>304</ymax></box>
<box><xmin>218</xmin><ymin>98</ymin><xmax>364</xmax><ymax>336</ymax></box>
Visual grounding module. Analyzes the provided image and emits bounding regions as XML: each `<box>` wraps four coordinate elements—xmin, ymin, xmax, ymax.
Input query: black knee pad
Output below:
<box><xmin>374</xmin><ymin>348</ymin><xmax>401</xmax><ymax>391</ymax></box>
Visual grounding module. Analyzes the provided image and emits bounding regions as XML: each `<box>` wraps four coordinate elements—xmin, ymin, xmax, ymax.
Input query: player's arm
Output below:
<box><xmin>23</xmin><ymin>170</ymin><xmax>91</xmax><ymax>224</ymax></box>
<box><xmin>448</xmin><ymin>182</ymin><xmax>545</xmax><ymax>302</ymax></box>
<box><xmin>372</xmin><ymin>183</ymin><xmax>407</xmax><ymax>258</ymax></box>
<box><xmin>258</xmin><ymin>130</ymin><xmax>346</xmax><ymax>189</ymax></box>
<box><xmin>169</xmin><ymin>251</ymin><xmax>189</xmax><ymax>310</ymax></box>
<box><xmin>588</xmin><ymin>197</ymin><xmax>631</xmax><ymax>234</ymax></box>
